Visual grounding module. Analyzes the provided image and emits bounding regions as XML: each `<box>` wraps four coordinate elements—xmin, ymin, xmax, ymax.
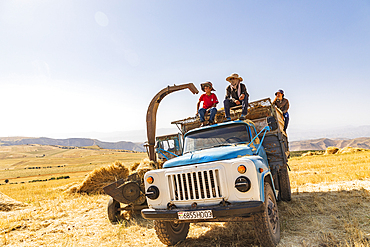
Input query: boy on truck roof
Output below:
<box><xmin>273</xmin><ymin>89</ymin><xmax>289</xmax><ymax>132</ymax></box>
<box><xmin>223</xmin><ymin>73</ymin><xmax>249</xmax><ymax>121</ymax></box>
<box><xmin>196</xmin><ymin>81</ymin><xmax>218</xmax><ymax>126</ymax></box>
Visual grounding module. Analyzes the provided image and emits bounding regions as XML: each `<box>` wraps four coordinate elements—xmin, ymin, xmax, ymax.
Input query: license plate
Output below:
<box><xmin>177</xmin><ymin>210</ymin><xmax>213</xmax><ymax>220</ymax></box>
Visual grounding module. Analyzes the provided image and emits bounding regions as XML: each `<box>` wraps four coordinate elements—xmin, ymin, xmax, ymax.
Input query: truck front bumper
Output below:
<box><xmin>141</xmin><ymin>201</ymin><xmax>263</xmax><ymax>222</ymax></box>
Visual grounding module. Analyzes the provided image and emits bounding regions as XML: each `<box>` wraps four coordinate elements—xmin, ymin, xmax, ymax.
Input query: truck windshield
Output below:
<box><xmin>183</xmin><ymin>123</ymin><xmax>251</xmax><ymax>153</ymax></box>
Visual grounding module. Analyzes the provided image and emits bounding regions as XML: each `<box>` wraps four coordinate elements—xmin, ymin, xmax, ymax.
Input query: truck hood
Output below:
<box><xmin>163</xmin><ymin>145</ymin><xmax>254</xmax><ymax>168</ymax></box>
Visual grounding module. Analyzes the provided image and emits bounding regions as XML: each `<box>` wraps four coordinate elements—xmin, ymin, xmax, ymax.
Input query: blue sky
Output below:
<box><xmin>0</xmin><ymin>1</ymin><xmax>369</xmax><ymax>141</ymax></box>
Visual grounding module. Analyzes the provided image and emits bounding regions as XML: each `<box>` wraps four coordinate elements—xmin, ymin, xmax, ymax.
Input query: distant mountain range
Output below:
<box><xmin>0</xmin><ymin>137</ymin><xmax>145</xmax><ymax>152</ymax></box>
<box><xmin>288</xmin><ymin>125</ymin><xmax>370</xmax><ymax>141</ymax></box>
<box><xmin>289</xmin><ymin>137</ymin><xmax>370</xmax><ymax>151</ymax></box>
<box><xmin>1</xmin><ymin>135</ymin><xmax>370</xmax><ymax>153</ymax></box>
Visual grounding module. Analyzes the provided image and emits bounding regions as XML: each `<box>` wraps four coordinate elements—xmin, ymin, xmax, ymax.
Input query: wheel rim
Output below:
<box><xmin>267</xmin><ymin>197</ymin><xmax>279</xmax><ymax>233</ymax></box>
<box><xmin>169</xmin><ymin>221</ymin><xmax>186</xmax><ymax>234</ymax></box>
<box><xmin>112</xmin><ymin>200</ymin><xmax>121</xmax><ymax>218</ymax></box>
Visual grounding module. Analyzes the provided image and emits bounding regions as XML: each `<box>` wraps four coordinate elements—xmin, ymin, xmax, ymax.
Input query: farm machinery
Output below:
<box><xmin>104</xmin><ymin>83</ymin><xmax>291</xmax><ymax>246</ymax></box>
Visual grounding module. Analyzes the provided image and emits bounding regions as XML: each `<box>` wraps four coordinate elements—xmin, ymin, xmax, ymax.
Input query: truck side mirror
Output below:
<box><xmin>267</xmin><ymin>116</ymin><xmax>278</xmax><ymax>131</ymax></box>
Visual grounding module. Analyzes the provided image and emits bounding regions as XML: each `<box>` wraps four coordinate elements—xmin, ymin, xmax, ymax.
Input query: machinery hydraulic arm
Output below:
<box><xmin>146</xmin><ymin>83</ymin><xmax>198</xmax><ymax>161</ymax></box>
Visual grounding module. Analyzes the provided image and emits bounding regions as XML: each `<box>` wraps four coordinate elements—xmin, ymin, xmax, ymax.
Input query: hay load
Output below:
<box><xmin>66</xmin><ymin>158</ymin><xmax>162</xmax><ymax>195</ymax></box>
<box><xmin>324</xmin><ymin>146</ymin><xmax>339</xmax><ymax>155</ymax></box>
<box><xmin>0</xmin><ymin>192</ymin><xmax>25</xmax><ymax>211</ymax></box>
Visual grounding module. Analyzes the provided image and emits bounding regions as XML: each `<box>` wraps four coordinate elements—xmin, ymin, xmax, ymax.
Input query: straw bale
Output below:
<box><xmin>66</xmin><ymin>158</ymin><xmax>163</xmax><ymax>195</ymax></box>
<box><xmin>337</xmin><ymin>147</ymin><xmax>366</xmax><ymax>154</ymax></box>
<box><xmin>66</xmin><ymin>161</ymin><xmax>130</xmax><ymax>194</ymax></box>
<box><xmin>302</xmin><ymin>151</ymin><xmax>314</xmax><ymax>157</ymax></box>
<box><xmin>135</xmin><ymin>158</ymin><xmax>163</xmax><ymax>171</ymax></box>
<box><xmin>324</xmin><ymin>146</ymin><xmax>339</xmax><ymax>155</ymax></box>
<box><xmin>130</xmin><ymin>161</ymin><xmax>141</xmax><ymax>172</ymax></box>
<box><xmin>130</xmin><ymin>158</ymin><xmax>163</xmax><ymax>185</ymax></box>
<box><xmin>0</xmin><ymin>192</ymin><xmax>26</xmax><ymax>211</ymax></box>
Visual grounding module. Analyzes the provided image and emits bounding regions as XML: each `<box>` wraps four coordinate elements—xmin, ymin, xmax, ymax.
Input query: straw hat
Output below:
<box><xmin>200</xmin><ymin>81</ymin><xmax>215</xmax><ymax>92</ymax></box>
<box><xmin>226</xmin><ymin>73</ymin><xmax>243</xmax><ymax>82</ymax></box>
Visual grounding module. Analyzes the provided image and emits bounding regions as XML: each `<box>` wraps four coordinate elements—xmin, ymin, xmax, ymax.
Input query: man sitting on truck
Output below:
<box><xmin>273</xmin><ymin>89</ymin><xmax>290</xmax><ymax>132</ymax></box>
<box><xmin>196</xmin><ymin>81</ymin><xmax>219</xmax><ymax>126</ymax></box>
<box><xmin>223</xmin><ymin>73</ymin><xmax>249</xmax><ymax>121</ymax></box>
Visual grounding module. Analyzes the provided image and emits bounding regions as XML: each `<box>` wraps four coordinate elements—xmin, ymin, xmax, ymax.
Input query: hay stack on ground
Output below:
<box><xmin>337</xmin><ymin>147</ymin><xmax>366</xmax><ymax>154</ymax></box>
<box><xmin>324</xmin><ymin>146</ymin><xmax>339</xmax><ymax>155</ymax></box>
<box><xmin>302</xmin><ymin>151</ymin><xmax>314</xmax><ymax>157</ymax></box>
<box><xmin>66</xmin><ymin>161</ymin><xmax>130</xmax><ymax>194</ymax></box>
<box><xmin>66</xmin><ymin>158</ymin><xmax>162</xmax><ymax>195</ymax></box>
<box><xmin>0</xmin><ymin>192</ymin><xmax>25</xmax><ymax>211</ymax></box>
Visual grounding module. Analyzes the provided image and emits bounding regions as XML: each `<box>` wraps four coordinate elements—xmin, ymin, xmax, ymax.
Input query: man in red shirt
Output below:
<box><xmin>196</xmin><ymin>82</ymin><xmax>219</xmax><ymax>126</ymax></box>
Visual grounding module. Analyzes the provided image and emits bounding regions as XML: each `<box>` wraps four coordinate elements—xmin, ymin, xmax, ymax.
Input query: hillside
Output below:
<box><xmin>0</xmin><ymin>137</ymin><xmax>145</xmax><ymax>152</ymax></box>
<box><xmin>289</xmin><ymin>137</ymin><xmax>370</xmax><ymax>151</ymax></box>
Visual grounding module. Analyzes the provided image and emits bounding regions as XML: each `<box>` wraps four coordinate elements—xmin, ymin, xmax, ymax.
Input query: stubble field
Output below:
<box><xmin>1</xmin><ymin>145</ymin><xmax>370</xmax><ymax>247</ymax></box>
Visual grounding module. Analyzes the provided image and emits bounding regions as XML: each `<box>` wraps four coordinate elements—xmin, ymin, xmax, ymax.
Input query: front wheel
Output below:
<box><xmin>154</xmin><ymin>220</ymin><xmax>190</xmax><ymax>246</ymax></box>
<box><xmin>253</xmin><ymin>182</ymin><xmax>280</xmax><ymax>246</ymax></box>
<box><xmin>107</xmin><ymin>198</ymin><xmax>122</xmax><ymax>224</ymax></box>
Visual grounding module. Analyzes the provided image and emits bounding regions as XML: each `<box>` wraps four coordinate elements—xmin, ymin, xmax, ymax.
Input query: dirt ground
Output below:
<box><xmin>1</xmin><ymin>179</ymin><xmax>370</xmax><ymax>247</ymax></box>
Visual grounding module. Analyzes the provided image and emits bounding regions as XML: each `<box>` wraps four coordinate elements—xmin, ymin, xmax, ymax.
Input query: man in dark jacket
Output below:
<box><xmin>273</xmin><ymin>89</ymin><xmax>290</xmax><ymax>132</ymax></box>
<box><xmin>223</xmin><ymin>73</ymin><xmax>249</xmax><ymax>121</ymax></box>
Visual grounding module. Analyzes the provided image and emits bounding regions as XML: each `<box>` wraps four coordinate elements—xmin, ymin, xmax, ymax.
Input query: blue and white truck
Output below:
<box><xmin>104</xmin><ymin>84</ymin><xmax>291</xmax><ymax>247</ymax></box>
<box><xmin>142</xmin><ymin>97</ymin><xmax>291</xmax><ymax>247</ymax></box>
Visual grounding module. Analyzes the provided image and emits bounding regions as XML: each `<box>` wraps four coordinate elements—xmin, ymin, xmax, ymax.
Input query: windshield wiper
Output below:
<box><xmin>209</xmin><ymin>143</ymin><xmax>234</xmax><ymax>148</ymax></box>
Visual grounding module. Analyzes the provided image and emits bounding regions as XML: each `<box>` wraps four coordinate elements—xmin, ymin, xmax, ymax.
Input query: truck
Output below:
<box><xmin>104</xmin><ymin>83</ymin><xmax>291</xmax><ymax>247</ymax></box>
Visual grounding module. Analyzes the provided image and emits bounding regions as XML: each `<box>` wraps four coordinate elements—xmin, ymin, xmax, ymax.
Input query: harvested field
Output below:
<box><xmin>1</xmin><ymin>181</ymin><xmax>370</xmax><ymax>247</ymax></box>
<box><xmin>1</xmin><ymin>150</ymin><xmax>370</xmax><ymax>246</ymax></box>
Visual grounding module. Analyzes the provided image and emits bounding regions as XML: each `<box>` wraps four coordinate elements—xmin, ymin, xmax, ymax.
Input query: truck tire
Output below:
<box><xmin>154</xmin><ymin>220</ymin><xmax>190</xmax><ymax>246</ymax></box>
<box><xmin>107</xmin><ymin>197</ymin><xmax>121</xmax><ymax>224</ymax></box>
<box><xmin>278</xmin><ymin>166</ymin><xmax>291</xmax><ymax>201</ymax></box>
<box><xmin>253</xmin><ymin>182</ymin><xmax>280</xmax><ymax>247</ymax></box>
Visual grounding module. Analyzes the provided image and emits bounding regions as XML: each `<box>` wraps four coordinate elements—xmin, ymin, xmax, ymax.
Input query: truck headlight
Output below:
<box><xmin>145</xmin><ymin>186</ymin><xmax>160</xmax><ymax>200</ymax></box>
<box><xmin>235</xmin><ymin>176</ymin><xmax>251</xmax><ymax>192</ymax></box>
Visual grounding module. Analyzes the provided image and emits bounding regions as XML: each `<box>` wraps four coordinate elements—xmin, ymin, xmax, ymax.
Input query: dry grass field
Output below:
<box><xmin>0</xmin><ymin>145</ymin><xmax>147</xmax><ymax>185</ymax></box>
<box><xmin>1</xmin><ymin>146</ymin><xmax>370</xmax><ymax>246</ymax></box>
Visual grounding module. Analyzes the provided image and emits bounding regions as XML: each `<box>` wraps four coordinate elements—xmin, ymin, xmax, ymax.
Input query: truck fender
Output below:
<box><xmin>259</xmin><ymin>171</ymin><xmax>278</xmax><ymax>201</ymax></box>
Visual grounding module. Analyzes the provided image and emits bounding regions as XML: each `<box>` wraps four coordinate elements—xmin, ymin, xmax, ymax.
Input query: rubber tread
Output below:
<box><xmin>107</xmin><ymin>198</ymin><xmax>122</xmax><ymax>223</ymax></box>
<box><xmin>278</xmin><ymin>166</ymin><xmax>292</xmax><ymax>201</ymax></box>
<box><xmin>253</xmin><ymin>183</ymin><xmax>280</xmax><ymax>247</ymax></box>
<box><xmin>154</xmin><ymin>220</ymin><xmax>189</xmax><ymax>246</ymax></box>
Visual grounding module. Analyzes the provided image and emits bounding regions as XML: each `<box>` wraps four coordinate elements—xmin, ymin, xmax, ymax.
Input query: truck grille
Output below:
<box><xmin>168</xmin><ymin>169</ymin><xmax>222</xmax><ymax>201</ymax></box>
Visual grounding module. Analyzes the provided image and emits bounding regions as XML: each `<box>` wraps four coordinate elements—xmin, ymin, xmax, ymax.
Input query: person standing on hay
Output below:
<box><xmin>196</xmin><ymin>81</ymin><xmax>219</xmax><ymax>126</ymax></box>
<box><xmin>273</xmin><ymin>89</ymin><xmax>289</xmax><ymax>132</ymax></box>
<box><xmin>223</xmin><ymin>73</ymin><xmax>249</xmax><ymax>121</ymax></box>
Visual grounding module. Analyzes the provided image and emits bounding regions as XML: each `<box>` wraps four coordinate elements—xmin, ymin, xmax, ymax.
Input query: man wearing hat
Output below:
<box><xmin>273</xmin><ymin>89</ymin><xmax>289</xmax><ymax>132</ymax></box>
<box><xmin>223</xmin><ymin>73</ymin><xmax>249</xmax><ymax>121</ymax></box>
<box><xmin>196</xmin><ymin>81</ymin><xmax>219</xmax><ymax>126</ymax></box>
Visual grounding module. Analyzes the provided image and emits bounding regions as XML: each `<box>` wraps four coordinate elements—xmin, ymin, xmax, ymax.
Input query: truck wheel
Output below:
<box><xmin>107</xmin><ymin>198</ymin><xmax>121</xmax><ymax>223</ymax></box>
<box><xmin>154</xmin><ymin>220</ymin><xmax>190</xmax><ymax>246</ymax></box>
<box><xmin>278</xmin><ymin>166</ymin><xmax>291</xmax><ymax>201</ymax></box>
<box><xmin>253</xmin><ymin>182</ymin><xmax>280</xmax><ymax>247</ymax></box>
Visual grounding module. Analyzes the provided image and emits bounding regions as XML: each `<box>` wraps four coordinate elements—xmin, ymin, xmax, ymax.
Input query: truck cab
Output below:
<box><xmin>142</xmin><ymin>119</ymin><xmax>281</xmax><ymax>246</ymax></box>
